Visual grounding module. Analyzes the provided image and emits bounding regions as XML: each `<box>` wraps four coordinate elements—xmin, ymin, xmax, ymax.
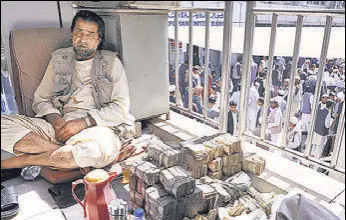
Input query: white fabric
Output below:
<box><xmin>63</xmin><ymin>58</ymin><xmax>96</xmax><ymax>121</ymax></box>
<box><xmin>230</xmin><ymin>91</ymin><xmax>241</xmax><ymax>112</ymax></box>
<box><xmin>1</xmin><ymin>114</ymin><xmax>56</xmax><ymax>154</ymax></box>
<box><xmin>271</xmin><ymin>132</ymin><xmax>282</xmax><ymax>146</ymax></box>
<box><xmin>1</xmin><ymin>114</ymin><xmax>120</xmax><ymax>168</ymax></box>
<box><xmin>66</xmin><ymin>126</ymin><xmax>120</xmax><ymax>168</ymax></box>
<box><xmin>286</xmin><ymin>124</ymin><xmax>301</xmax><ymax>150</ymax></box>
<box><xmin>267</xmin><ymin>107</ymin><xmax>282</xmax><ymax>131</ymax></box>
<box><xmin>232</xmin><ymin>111</ymin><xmax>238</xmax><ymax>136</ymax></box>
<box><xmin>247</xmin><ymin>87</ymin><xmax>260</xmax><ymax>131</ymax></box>
<box><xmin>337</xmin><ymin>92</ymin><xmax>345</xmax><ymax>101</ymax></box>
<box><xmin>301</xmin><ymin>113</ymin><xmax>311</xmax><ymax>132</ymax></box>
<box><xmin>289</xmin><ymin>117</ymin><xmax>299</xmax><ymax>125</ymax></box>
<box><xmin>311</xmin><ymin>132</ymin><xmax>328</xmax><ymax>159</ymax></box>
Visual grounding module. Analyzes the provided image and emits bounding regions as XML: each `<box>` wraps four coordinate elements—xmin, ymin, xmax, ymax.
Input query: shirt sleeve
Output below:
<box><xmin>32</xmin><ymin>60</ymin><xmax>62</xmax><ymax>117</ymax></box>
<box><xmin>88</xmin><ymin>57</ymin><xmax>135</xmax><ymax>128</ymax></box>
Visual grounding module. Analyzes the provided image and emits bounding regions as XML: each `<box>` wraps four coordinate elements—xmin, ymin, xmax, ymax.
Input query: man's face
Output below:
<box><xmin>230</xmin><ymin>105</ymin><xmax>237</xmax><ymax>113</ymax></box>
<box><xmin>270</xmin><ymin>102</ymin><xmax>277</xmax><ymax>109</ymax></box>
<box><xmin>73</xmin><ymin>19</ymin><xmax>101</xmax><ymax>60</ymax></box>
<box><xmin>283</xmin><ymin>81</ymin><xmax>289</xmax><ymax>88</ymax></box>
<box><xmin>289</xmin><ymin>122</ymin><xmax>295</xmax><ymax>129</ymax></box>
<box><xmin>321</xmin><ymin>97</ymin><xmax>327</xmax><ymax>104</ymax></box>
<box><xmin>294</xmin><ymin>79</ymin><xmax>300</xmax><ymax>86</ymax></box>
<box><xmin>257</xmin><ymin>101</ymin><xmax>263</xmax><ymax>107</ymax></box>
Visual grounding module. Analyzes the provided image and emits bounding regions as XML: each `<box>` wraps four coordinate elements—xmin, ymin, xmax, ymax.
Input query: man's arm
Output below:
<box><xmin>32</xmin><ymin>61</ymin><xmax>62</xmax><ymax>118</ymax></box>
<box><xmin>44</xmin><ymin>113</ymin><xmax>66</xmax><ymax>131</ymax></box>
<box><xmin>32</xmin><ymin>60</ymin><xmax>89</xmax><ymax>142</ymax></box>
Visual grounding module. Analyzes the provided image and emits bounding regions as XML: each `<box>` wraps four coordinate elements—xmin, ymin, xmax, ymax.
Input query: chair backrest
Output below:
<box><xmin>10</xmin><ymin>27</ymin><xmax>72</xmax><ymax>117</ymax></box>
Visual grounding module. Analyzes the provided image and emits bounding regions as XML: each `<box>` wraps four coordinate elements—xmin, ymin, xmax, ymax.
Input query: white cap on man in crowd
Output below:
<box><xmin>270</xmin><ymin>97</ymin><xmax>279</xmax><ymax>104</ymax></box>
<box><xmin>322</xmin><ymin>94</ymin><xmax>329</xmax><ymax>98</ymax></box>
<box><xmin>169</xmin><ymin>85</ymin><xmax>176</xmax><ymax>93</ymax></box>
<box><xmin>289</xmin><ymin>117</ymin><xmax>299</xmax><ymax>125</ymax></box>
<box><xmin>337</xmin><ymin>92</ymin><xmax>345</xmax><ymax>101</ymax></box>
<box><xmin>254</xmin><ymin>82</ymin><xmax>260</xmax><ymax>87</ymax></box>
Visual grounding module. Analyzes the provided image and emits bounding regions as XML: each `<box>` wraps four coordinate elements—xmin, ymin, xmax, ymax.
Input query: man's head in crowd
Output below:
<box><xmin>321</xmin><ymin>94</ymin><xmax>328</xmax><ymax>104</ymax></box>
<box><xmin>283</xmin><ymin>79</ymin><xmax>289</xmax><ymax>88</ymax></box>
<box><xmin>294</xmin><ymin>77</ymin><xmax>300</xmax><ymax>86</ymax></box>
<box><xmin>257</xmin><ymin>97</ymin><xmax>264</xmax><ymax>107</ymax></box>
<box><xmin>71</xmin><ymin>10</ymin><xmax>105</xmax><ymax>60</ymax></box>
<box><xmin>329</xmin><ymin>92</ymin><xmax>336</xmax><ymax>101</ymax></box>
<box><xmin>289</xmin><ymin>116</ymin><xmax>299</xmax><ymax>129</ymax></box>
<box><xmin>208</xmin><ymin>97</ymin><xmax>216</xmax><ymax>108</ymax></box>
<box><xmin>269</xmin><ymin>98</ymin><xmax>279</xmax><ymax>109</ymax></box>
<box><xmin>229</xmin><ymin>101</ymin><xmax>237</xmax><ymax>113</ymax></box>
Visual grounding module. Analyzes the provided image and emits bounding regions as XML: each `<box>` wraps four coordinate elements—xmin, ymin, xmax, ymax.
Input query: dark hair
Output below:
<box><xmin>257</xmin><ymin>97</ymin><xmax>264</xmax><ymax>104</ymax></box>
<box><xmin>71</xmin><ymin>10</ymin><xmax>105</xmax><ymax>50</ymax></box>
<box><xmin>326</xmin><ymin>100</ymin><xmax>334</xmax><ymax>108</ymax></box>
<box><xmin>229</xmin><ymin>101</ymin><xmax>237</xmax><ymax>106</ymax></box>
<box><xmin>208</xmin><ymin>97</ymin><xmax>216</xmax><ymax>104</ymax></box>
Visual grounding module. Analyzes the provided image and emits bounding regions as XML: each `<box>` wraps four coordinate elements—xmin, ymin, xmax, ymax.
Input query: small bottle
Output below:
<box><xmin>109</xmin><ymin>199</ymin><xmax>128</xmax><ymax>220</ymax></box>
<box><xmin>133</xmin><ymin>208</ymin><xmax>145</xmax><ymax>220</ymax></box>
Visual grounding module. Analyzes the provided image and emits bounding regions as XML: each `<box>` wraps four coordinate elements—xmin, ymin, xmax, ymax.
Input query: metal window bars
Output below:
<box><xmin>219</xmin><ymin>1</ymin><xmax>234</xmax><ymax>132</ymax></box>
<box><xmin>73</xmin><ymin>3</ymin><xmax>346</xmax><ymax>176</ymax></box>
<box><xmin>170</xmin><ymin>4</ymin><xmax>345</xmax><ymax>176</ymax></box>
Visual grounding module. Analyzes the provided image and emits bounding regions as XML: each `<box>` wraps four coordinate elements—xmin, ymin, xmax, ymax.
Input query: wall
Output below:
<box><xmin>1</xmin><ymin>1</ymin><xmax>63</xmax><ymax>72</ymax></box>
<box><xmin>1</xmin><ymin>1</ymin><xmax>67</xmax><ymax>113</ymax></box>
<box><xmin>120</xmin><ymin>14</ymin><xmax>170</xmax><ymax>120</ymax></box>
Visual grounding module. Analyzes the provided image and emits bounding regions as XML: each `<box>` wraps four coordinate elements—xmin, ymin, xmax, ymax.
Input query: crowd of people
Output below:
<box><xmin>169</xmin><ymin>55</ymin><xmax>345</xmax><ymax>163</ymax></box>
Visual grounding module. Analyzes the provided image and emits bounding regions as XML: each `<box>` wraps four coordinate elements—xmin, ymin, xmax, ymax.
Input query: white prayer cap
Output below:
<box><xmin>169</xmin><ymin>85</ymin><xmax>176</xmax><ymax>92</ymax></box>
<box><xmin>289</xmin><ymin>117</ymin><xmax>299</xmax><ymax>125</ymax></box>
<box><xmin>337</xmin><ymin>92</ymin><xmax>345</xmax><ymax>101</ymax></box>
<box><xmin>270</xmin><ymin>97</ymin><xmax>279</xmax><ymax>103</ymax></box>
<box><xmin>254</xmin><ymin>82</ymin><xmax>260</xmax><ymax>87</ymax></box>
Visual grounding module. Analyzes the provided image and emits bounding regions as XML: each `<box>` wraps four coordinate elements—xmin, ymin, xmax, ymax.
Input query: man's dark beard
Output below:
<box><xmin>73</xmin><ymin>46</ymin><xmax>95</xmax><ymax>60</ymax></box>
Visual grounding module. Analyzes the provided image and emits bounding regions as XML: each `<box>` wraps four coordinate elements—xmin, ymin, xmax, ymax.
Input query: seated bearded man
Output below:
<box><xmin>1</xmin><ymin>10</ymin><xmax>136</xmax><ymax>174</ymax></box>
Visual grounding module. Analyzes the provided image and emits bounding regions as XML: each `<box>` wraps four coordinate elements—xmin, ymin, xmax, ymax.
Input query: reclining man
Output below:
<box><xmin>1</xmin><ymin>10</ymin><xmax>135</xmax><ymax>171</ymax></box>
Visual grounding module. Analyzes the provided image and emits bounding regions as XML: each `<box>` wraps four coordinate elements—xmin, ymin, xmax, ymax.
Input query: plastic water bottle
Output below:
<box><xmin>133</xmin><ymin>208</ymin><xmax>145</xmax><ymax>220</ymax></box>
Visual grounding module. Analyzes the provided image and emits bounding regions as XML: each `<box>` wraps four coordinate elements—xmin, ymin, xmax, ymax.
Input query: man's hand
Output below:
<box><xmin>55</xmin><ymin>118</ymin><xmax>88</xmax><ymax>143</ymax></box>
<box><xmin>44</xmin><ymin>113</ymin><xmax>66</xmax><ymax>136</ymax></box>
